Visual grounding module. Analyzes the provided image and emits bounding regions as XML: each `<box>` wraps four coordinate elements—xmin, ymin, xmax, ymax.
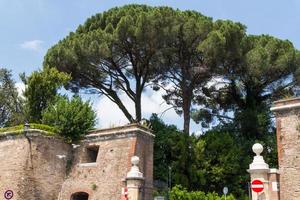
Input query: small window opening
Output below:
<box><xmin>86</xmin><ymin>146</ymin><xmax>99</xmax><ymax>163</ymax></box>
<box><xmin>71</xmin><ymin>192</ymin><xmax>89</xmax><ymax>200</ymax></box>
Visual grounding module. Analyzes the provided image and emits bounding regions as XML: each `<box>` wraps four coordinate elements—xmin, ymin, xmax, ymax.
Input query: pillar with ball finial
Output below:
<box><xmin>247</xmin><ymin>143</ymin><xmax>270</xmax><ymax>200</ymax></box>
<box><xmin>126</xmin><ymin>156</ymin><xmax>144</xmax><ymax>200</ymax></box>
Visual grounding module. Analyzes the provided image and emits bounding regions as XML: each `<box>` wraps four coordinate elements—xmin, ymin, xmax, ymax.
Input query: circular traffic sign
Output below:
<box><xmin>4</xmin><ymin>190</ymin><xmax>14</xmax><ymax>200</ymax></box>
<box><xmin>251</xmin><ymin>179</ymin><xmax>264</xmax><ymax>193</ymax></box>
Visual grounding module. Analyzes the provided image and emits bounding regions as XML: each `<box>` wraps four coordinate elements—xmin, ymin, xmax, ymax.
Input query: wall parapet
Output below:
<box><xmin>0</xmin><ymin>129</ymin><xmax>62</xmax><ymax>141</ymax></box>
<box><xmin>86</xmin><ymin>123</ymin><xmax>154</xmax><ymax>142</ymax></box>
<box><xmin>271</xmin><ymin>97</ymin><xmax>300</xmax><ymax>112</ymax></box>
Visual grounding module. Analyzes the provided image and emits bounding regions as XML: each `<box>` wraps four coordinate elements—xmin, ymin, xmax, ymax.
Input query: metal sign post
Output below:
<box><xmin>223</xmin><ymin>186</ymin><xmax>228</xmax><ymax>200</ymax></box>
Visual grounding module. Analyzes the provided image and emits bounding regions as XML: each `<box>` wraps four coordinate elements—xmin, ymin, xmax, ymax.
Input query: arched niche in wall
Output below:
<box><xmin>70</xmin><ymin>192</ymin><xmax>89</xmax><ymax>200</ymax></box>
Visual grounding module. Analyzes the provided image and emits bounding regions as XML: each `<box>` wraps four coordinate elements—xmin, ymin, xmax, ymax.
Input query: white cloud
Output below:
<box><xmin>20</xmin><ymin>40</ymin><xmax>44</xmax><ymax>52</ymax></box>
<box><xmin>91</xmin><ymin>86</ymin><xmax>204</xmax><ymax>134</ymax></box>
<box><xmin>93</xmin><ymin>94</ymin><xmax>133</xmax><ymax>128</ymax></box>
<box><xmin>15</xmin><ymin>82</ymin><xmax>25</xmax><ymax>98</ymax></box>
<box><xmin>92</xmin><ymin>88</ymin><xmax>179</xmax><ymax>129</ymax></box>
<box><xmin>206</xmin><ymin>77</ymin><xmax>229</xmax><ymax>89</ymax></box>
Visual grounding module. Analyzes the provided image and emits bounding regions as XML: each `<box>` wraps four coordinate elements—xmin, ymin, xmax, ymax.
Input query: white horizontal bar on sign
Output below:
<box><xmin>251</xmin><ymin>185</ymin><xmax>264</xmax><ymax>188</ymax></box>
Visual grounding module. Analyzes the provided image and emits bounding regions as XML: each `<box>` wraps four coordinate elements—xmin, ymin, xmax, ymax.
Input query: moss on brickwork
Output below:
<box><xmin>0</xmin><ymin>123</ymin><xmax>58</xmax><ymax>136</ymax></box>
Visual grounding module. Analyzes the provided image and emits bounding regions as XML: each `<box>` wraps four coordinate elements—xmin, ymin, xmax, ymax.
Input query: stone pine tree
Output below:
<box><xmin>0</xmin><ymin>68</ymin><xmax>24</xmax><ymax>127</ymax></box>
<box><xmin>195</xmin><ymin>24</ymin><xmax>300</xmax><ymax>138</ymax></box>
<box><xmin>191</xmin><ymin>20</ymin><xmax>247</xmax><ymax>128</ymax></box>
<box><xmin>44</xmin><ymin>5</ymin><xmax>174</xmax><ymax>123</ymax></box>
<box><xmin>153</xmin><ymin>14</ymin><xmax>246</xmax><ymax>135</ymax></box>
<box><xmin>154</xmin><ymin>11</ymin><xmax>215</xmax><ymax>134</ymax></box>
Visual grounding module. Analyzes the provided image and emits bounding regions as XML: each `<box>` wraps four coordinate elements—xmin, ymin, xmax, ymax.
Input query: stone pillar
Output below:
<box><xmin>268</xmin><ymin>169</ymin><xmax>280</xmax><ymax>200</ymax></box>
<box><xmin>271</xmin><ymin>98</ymin><xmax>300</xmax><ymax>200</ymax></box>
<box><xmin>126</xmin><ymin>156</ymin><xmax>144</xmax><ymax>200</ymax></box>
<box><xmin>248</xmin><ymin>143</ymin><xmax>270</xmax><ymax>200</ymax></box>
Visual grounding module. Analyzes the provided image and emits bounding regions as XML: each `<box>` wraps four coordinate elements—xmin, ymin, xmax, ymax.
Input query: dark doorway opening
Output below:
<box><xmin>71</xmin><ymin>192</ymin><xmax>89</xmax><ymax>200</ymax></box>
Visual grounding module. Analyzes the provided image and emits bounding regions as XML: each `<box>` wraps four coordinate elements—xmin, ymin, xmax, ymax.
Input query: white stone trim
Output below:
<box><xmin>87</xmin><ymin>127</ymin><xmax>154</xmax><ymax>138</ymax></box>
<box><xmin>269</xmin><ymin>168</ymin><xmax>279</xmax><ymax>174</ymax></box>
<box><xmin>77</xmin><ymin>162</ymin><xmax>98</xmax><ymax>167</ymax></box>
<box><xmin>270</xmin><ymin>103</ymin><xmax>300</xmax><ymax>112</ymax></box>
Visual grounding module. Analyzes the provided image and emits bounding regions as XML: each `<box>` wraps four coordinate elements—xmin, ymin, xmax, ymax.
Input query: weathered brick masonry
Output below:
<box><xmin>0</xmin><ymin>131</ymin><xmax>72</xmax><ymax>200</ymax></box>
<box><xmin>59</xmin><ymin>124</ymin><xmax>154</xmax><ymax>200</ymax></box>
<box><xmin>271</xmin><ymin>98</ymin><xmax>300</xmax><ymax>200</ymax></box>
<box><xmin>0</xmin><ymin>124</ymin><xmax>154</xmax><ymax>200</ymax></box>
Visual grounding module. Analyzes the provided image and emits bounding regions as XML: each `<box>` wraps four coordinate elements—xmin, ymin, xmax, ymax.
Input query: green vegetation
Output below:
<box><xmin>22</xmin><ymin>66</ymin><xmax>71</xmax><ymax>122</ymax></box>
<box><xmin>170</xmin><ymin>185</ymin><xmax>237</xmax><ymax>200</ymax></box>
<box><xmin>0</xmin><ymin>68</ymin><xmax>24</xmax><ymax>127</ymax></box>
<box><xmin>0</xmin><ymin>123</ymin><xmax>57</xmax><ymax>136</ymax></box>
<box><xmin>150</xmin><ymin>114</ymin><xmax>274</xmax><ymax>198</ymax></box>
<box><xmin>44</xmin><ymin>5</ymin><xmax>169</xmax><ymax>123</ymax></box>
<box><xmin>42</xmin><ymin>95</ymin><xmax>96</xmax><ymax>142</ymax></box>
<box><xmin>44</xmin><ymin>4</ymin><xmax>300</xmax><ymax>136</ymax></box>
<box><xmin>1</xmin><ymin>66</ymin><xmax>95</xmax><ymax>142</ymax></box>
<box><xmin>3</xmin><ymin>4</ymin><xmax>300</xmax><ymax>198</ymax></box>
<box><xmin>91</xmin><ymin>183</ymin><xmax>98</xmax><ymax>191</ymax></box>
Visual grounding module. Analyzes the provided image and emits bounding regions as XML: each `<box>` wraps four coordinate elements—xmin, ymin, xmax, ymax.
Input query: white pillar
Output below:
<box><xmin>247</xmin><ymin>143</ymin><xmax>270</xmax><ymax>200</ymax></box>
<box><xmin>126</xmin><ymin>156</ymin><xmax>144</xmax><ymax>200</ymax></box>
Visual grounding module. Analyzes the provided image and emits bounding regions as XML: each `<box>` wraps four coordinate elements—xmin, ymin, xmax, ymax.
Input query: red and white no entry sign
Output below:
<box><xmin>251</xmin><ymin>179</ymin><xmax>264</xmax><ymax>193</ymax></box>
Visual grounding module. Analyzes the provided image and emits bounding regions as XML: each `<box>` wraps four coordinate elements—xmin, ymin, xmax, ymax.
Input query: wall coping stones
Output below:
<box><xmin>86</xmin><ymin>123</ymin><xmax>154</xmax><ymax>142</ymax></box>
<box><xmin>0</xmin><ymin>129</ymin><xmax>62</xmax><ymax>141</ymax></box>
<box><xmin>271</xmin><ymin>97</ymin><xmax>300</xmax><ymax>112</ymax></box>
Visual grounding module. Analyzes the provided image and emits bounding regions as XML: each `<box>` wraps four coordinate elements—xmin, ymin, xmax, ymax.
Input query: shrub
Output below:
<box><xmin>170</xmin><ymin>185</ymin><xmax>236</xmax><ymax>200</ymax></box>
<box><xmin>42</xmin><ymin>95</ymin><xmax>96</xmax><ymax>142</ymax></box>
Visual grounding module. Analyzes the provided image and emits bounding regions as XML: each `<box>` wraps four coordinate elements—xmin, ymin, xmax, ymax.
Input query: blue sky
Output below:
<box><xmin>1</xmin><ymin>0</ymin><xmax>300</xmax><ymax>132</ymax></box>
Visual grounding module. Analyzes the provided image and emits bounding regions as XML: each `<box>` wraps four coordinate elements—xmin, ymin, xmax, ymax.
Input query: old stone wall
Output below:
<box><xmin>0</xmin><ymin>125</ymin><xmax>154</xmax><ymax>200</ymax></box>
<box><xmin>58</xmin><ymin>124</ymin><xmax>154</xmax><ymax>200</ymax></box>
<box><xmin>0</xmin><ymin>131</ymin><xmax>72</xmax><ymax>200</ymax></box>
<box><xmin>271</xmin><ymin>98</ymin><xmax>300</xmax><ymax>200</ymax></box>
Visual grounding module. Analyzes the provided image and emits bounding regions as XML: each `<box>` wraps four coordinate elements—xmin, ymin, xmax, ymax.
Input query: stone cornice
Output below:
<box><xmin>271</xmin><ymin>97</ymin><xmax>300</xmax><ymax>112</ymax></box>
<box><xmin>86</xmin><ymin>123</ymin><xmax>154</xmax><ymax>141</ymax></box>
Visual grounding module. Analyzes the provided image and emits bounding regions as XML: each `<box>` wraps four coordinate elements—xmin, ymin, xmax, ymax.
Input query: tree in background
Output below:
<box><xmin>193</xmin><ymin>128</ymin><xmax>247</xmax><ymax>196</ymax></box>
<box><xmin>195</xmin><ymin>29</ymin><xmax>300</xmax><ymax>139</ymax></box>
<box><xmin>42</xmin><ymin>95</ymin><xmax>96</xmax><ymax>142</ymax></box>
<box><xmin>38</xmin><ymin>4</ymin><xmax>300</xmax><ymax>197</ymax></box>
<box><xmin>154</xmin><ymin>10</ymin><xmax>213</xmax><ymax>134</ymax></box>
<box><xmin>0</xmin><ymin>68</ymin><xmax>24</xmax><ymax>127</ymax></box>
<box><xmin>22</xmin><ymin>66</ymin><xmax>96</xmax><ymax>142</ymax></box>
<box><xmin>150</xmin><ymin>114</ymin><xmax>191</xmax><ymax>190</ymax></box>
<box><xmin>44</xmin><ymin>5</ymin><xmax>174</xmax><ymax>123</ymax></box>
<box><xmin>22</xmin><ymin>67</ymin><xmax>70</xmax><ymax>122</ymax></box>
<box><xmin>192</xmin><ymin>32</ymin><xmax>300</xmax><ymax>175</ymax></box>
<box><xmin>151</xmin><ymin>114</ymin><xmax>249</xmax><ymax>198</ymax></box>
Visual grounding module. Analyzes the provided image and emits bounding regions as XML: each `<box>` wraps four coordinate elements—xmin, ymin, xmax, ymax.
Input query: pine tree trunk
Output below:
<box><xmin>182</xmin><ymin>91</ymin><xmax>192</xmax><ymax>135</ymax></box>
<box><xmin>135</xmin><ymin>92</ymin><xmax>142</xmax><ymax>122</ymax></box>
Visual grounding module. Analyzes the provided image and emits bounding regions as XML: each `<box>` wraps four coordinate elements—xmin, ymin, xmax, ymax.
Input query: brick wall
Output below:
<box><xmin>0</xmin><ymin>124</ymin><xmax>154</xmax><ymax>200</ymax></box>
<box><xmin>0</xmin><ymin>131</ymin><xmax>71</xmax><ymax>200</ymax></box>
<box><xmin>59</xmin><ymin>124</ymin><xmax>154</xmax><ymax>200</ymax></box>
<box><xmin>271</xmin><ymin>98</ymin><xmax>300</xmax><ymax>200</ymax></box>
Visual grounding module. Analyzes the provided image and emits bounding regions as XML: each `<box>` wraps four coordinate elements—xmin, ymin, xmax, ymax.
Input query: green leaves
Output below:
<box><xmin>243</xmin><ymin>35</ymin><xmax>297</xmax><ymax>83</ymax></box>
<box><xmin>170</xmin><ymin>185</ymin><xmax>236</xmax><ymax>200</ymax></box>
<box><xmin>44</xmin><ymin>5</ymin><xmax>174</xmax><ymax>122</ymax></box>
<box><xmin>23</xmin><ymin>67</ymin><xmax>71</xmax><ymax>122</ymax></box>
<box><xmin>0</xmin><ymin>68</ymin><xmax>24</xmax><ymax>127</ymax></box>
<box><xmin>42</xmin><ymin>95</ymin><xmax>96</xmax><ymax>142</ymax></box>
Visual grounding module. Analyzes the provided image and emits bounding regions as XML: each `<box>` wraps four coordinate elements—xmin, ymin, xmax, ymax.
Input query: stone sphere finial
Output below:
<box><xmin>127</xmin><ymin>156</ymin><xmax>143</xmax><ymax>179</ymax></box>
<box><xmin>131</xmin><ymin>156</ymin><xmax>140</xmax><ymax>166</ymax></box>
<box><xmin>252</xmin><ymin>143</ymin><xmax>263</xmax><ymax>156</ymax></box>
